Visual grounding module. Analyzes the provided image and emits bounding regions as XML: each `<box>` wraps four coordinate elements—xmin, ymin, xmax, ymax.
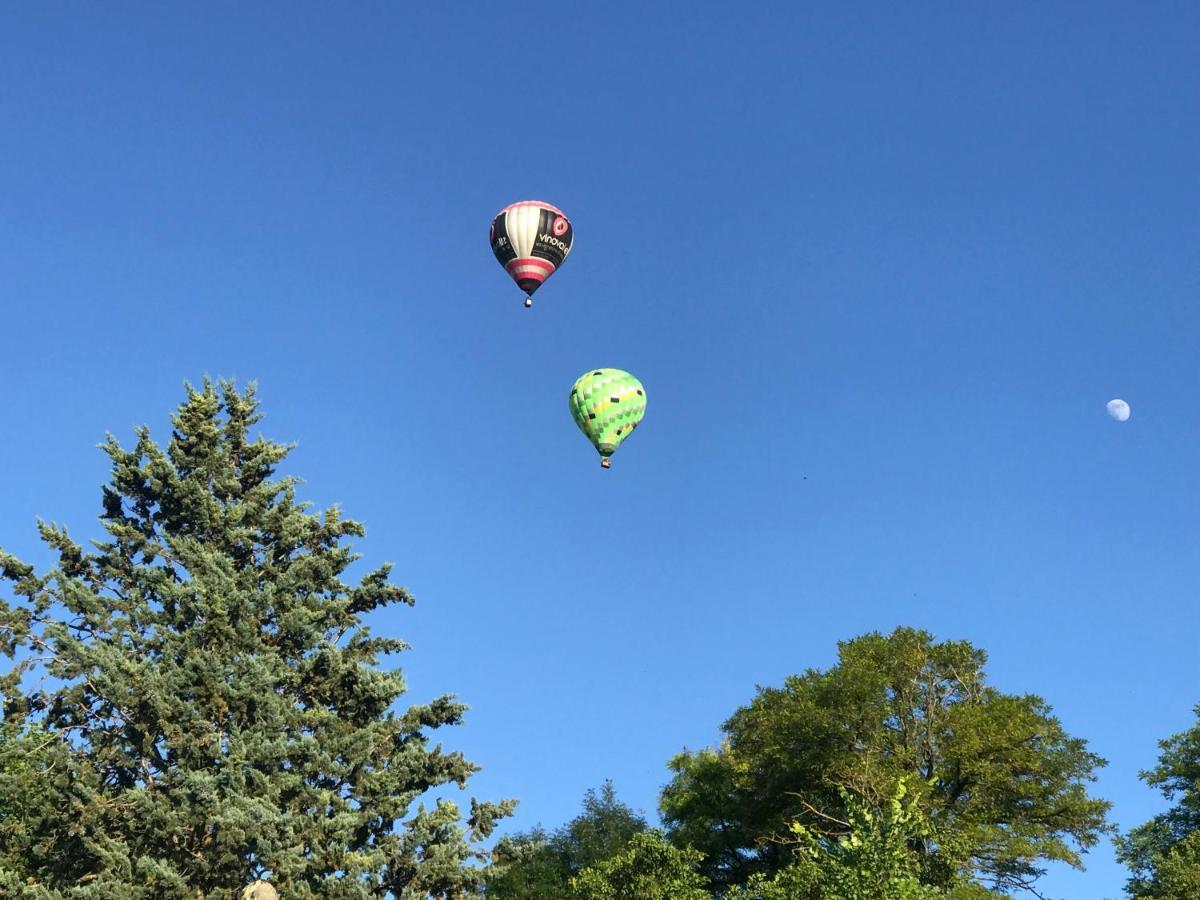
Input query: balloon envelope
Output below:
<box><xmin>489</xmin><ymin>200</ymin><xmax>573</xmax><ymax>298</ymax></box>
<box><xmin>569</xmin><ymin>369</ymin><xmax>647</xmax><ymax>463</ymax></box>
<box><xmin>1106</xmin><ymin>398</ymin><xmax>1131</xmax><ymax>422</ymax></box>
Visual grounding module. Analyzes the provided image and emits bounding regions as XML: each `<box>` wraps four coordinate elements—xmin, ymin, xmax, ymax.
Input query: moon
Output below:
<box><xmin>1106</xmin><ymin>399</ymin><xmax>1131</xmax><ymax>422</ymax></box>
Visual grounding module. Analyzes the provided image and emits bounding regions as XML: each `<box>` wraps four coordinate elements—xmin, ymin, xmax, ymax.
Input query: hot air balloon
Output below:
<box><xmin>569</xmin><ymin>368</ymin><xmax>646</xmax><ymax>468</ymax></box>
<box><xmin>489</xmin><ymin>200</ymin><xmax>573</xmax><ymax>308</ymax></box>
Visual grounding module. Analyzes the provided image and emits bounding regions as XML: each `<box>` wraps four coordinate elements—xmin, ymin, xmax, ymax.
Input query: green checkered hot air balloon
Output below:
<box><xmin>569</xmin><ymin>368</ymin><xmax>647</xmax><ymax>468</ymax></box>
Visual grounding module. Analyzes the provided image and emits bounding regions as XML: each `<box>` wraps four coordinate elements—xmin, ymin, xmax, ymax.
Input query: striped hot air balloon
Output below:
<box><xmin>489</xmin><ymin>200</ymin><xmax>573</xmax><ymax>308</ymax></box>
<box><xmin>569</xmin><ymin>368</ymin><xmax>647</xmax><ymax>468</ymax></box>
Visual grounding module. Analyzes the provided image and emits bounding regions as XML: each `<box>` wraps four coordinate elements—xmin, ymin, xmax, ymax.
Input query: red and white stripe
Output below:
<box><xmin>506</xmin><ymin>257</ymin><xmax>555</xmax><ymax>284</ymax></box>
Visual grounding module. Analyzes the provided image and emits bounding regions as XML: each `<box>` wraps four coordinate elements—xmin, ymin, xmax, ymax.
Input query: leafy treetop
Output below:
<box><xmin>660</xmin><ymin>627</ymin><xmax>1111</xmax><ymax>896</ymax></box>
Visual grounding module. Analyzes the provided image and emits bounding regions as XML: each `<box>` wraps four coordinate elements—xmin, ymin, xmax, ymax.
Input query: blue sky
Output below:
<box><xmin>2</xmin><ymin>4</ymin><xmax>1198</xmax><ymax>896</ymax></box>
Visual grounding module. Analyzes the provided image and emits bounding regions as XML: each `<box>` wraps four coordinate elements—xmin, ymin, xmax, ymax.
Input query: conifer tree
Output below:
<box><xmin>0</xmin><ymin>381</ymin><xmax>513</xmax><ymax>899</ymax></box>
<box><xmin>485</xmin><ymin>781</ymin><xmax>646</xmax><ymax>898</ymax></box>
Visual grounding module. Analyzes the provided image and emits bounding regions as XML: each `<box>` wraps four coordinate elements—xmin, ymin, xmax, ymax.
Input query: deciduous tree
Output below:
<box><xmin>661</xmin><ymin>627</ymin><xmax>1110</xmax><ymax>896</ymax></box>
<box><xmin>728</xmin><ymin>777</ymin><xmax>980</xmax><ymax>900</ymax></box>
<box><xmin>569</xmin><ymin>831</ymin><xmax>708</xmax><ymax>900</ymax></box>
<box><xmin>1117</xmin><ymin>703</ymin><xmax>1200</xmax><ymax>898</ymax></box>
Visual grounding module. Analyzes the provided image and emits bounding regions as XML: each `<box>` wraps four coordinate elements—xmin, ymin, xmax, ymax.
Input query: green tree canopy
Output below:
<box><xmin>0</xmin><ymin>381</ymin><xmax>512</xmax><ymax>898</ymax></box>
<box><xmin>728</xmin><ymin>777</ymin><xmax>973</xmax><ymax>900</ymax></box>
<box><xmin>660</xmin><ymin>627</ymin><xmax>1110</xmax><ymax>896</ymax></box>
<box><xmin>1131</xmin><ymin>832</ymin><xmax>1200</xmax><ymax>899</ymax></box>
<box><xmin>486</xmin><ymin>781</ymin><xmax>646</xmax><ymax>899</ymax></box>
<box><xmin>1117</xmin><ymin>703</ymin><xmax>1200</xmax><ymax>898</ymax></box>
<box><xmin>568</xmin><ymin>831</ymin><xmax>709</xmax><ymax>900</ymax></box>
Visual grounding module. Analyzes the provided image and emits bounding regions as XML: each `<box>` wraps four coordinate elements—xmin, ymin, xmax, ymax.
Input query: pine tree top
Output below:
<box><xmin>0</xmin><ymin>380</ymin><xmax>513</xmax><ymax>899</ymax></box>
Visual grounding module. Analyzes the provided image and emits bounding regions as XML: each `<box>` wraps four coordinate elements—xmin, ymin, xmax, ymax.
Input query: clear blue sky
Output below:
<box><xmin>2</xmin><ymin>4</ymin><xmax>1198</xmax><ymax>896</ymax></box>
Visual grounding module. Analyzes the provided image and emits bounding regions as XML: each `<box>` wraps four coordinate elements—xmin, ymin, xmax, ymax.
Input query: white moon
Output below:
<box><xmin>1106</xmin><ymin>399</ymin><xmax>1130</xmax><ymax>422</ymax></box>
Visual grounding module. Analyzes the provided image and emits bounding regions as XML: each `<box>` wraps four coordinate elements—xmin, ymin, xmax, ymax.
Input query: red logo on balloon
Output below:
<box><xmin>552</xmin><ymin>216</ymin><xmax>569</xmax><ymax>237</ymax></box>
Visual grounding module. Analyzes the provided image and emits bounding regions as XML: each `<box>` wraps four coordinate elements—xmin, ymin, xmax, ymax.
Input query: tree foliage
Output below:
<box><xmin>661</xmin><ymin>627</ymin><xmax>1110</xmax><ymax>895</ymax></box>
<box><xmin>1132</xmin><ymin>832</ymin><xmax>1200</xmax><ymax>899</ymax></box>
<box><xmin>1117</xmin><ymin>703</ymin><xmax>1200</xmax><ymax>898</ymax></box>
<box><xmin>568</xmin><ymin>831</ymin><xmax>708</xmax><ymax>900</ymax></box>
<box><xmin>0</xmin><ymin>381</ymin><xmax>512</xmax><ymax>898</ymax></box>
<box><xmin>486</xmin><ymin>781</ymin><xmax>646</xmax><ymax>899</ymax></box>
<box><xmin>785</xmin><ymin>777</ymin><xmax>946</xmax><ymax>899</ymax></box>
<box><xmin>728</xmin><ymin>777</ymin><xmax>966</xmax><ymax>900</ymax></box>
